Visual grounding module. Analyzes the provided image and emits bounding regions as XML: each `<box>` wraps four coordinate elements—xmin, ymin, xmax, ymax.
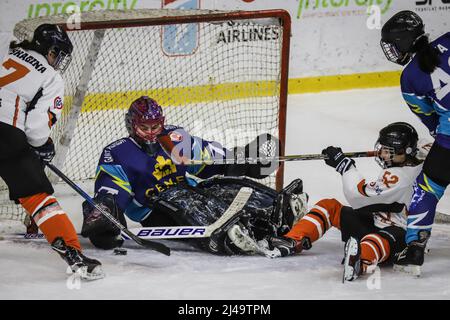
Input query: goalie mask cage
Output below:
<box><xmin>0</xmin><ymin>9</ymin><xmax>290</xmax><ymax>223</ymax></box>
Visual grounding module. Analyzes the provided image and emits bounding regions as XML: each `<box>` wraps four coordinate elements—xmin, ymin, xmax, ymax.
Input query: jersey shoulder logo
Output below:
<box><xmin>170</xmin><ymin>131</ymin><xmax>183</xmax><ymax>142</ymax></box>
<box><xmin>54</xmin><ymin>96</ymin><xmax>63</xmax><ymax>110</ymax></box>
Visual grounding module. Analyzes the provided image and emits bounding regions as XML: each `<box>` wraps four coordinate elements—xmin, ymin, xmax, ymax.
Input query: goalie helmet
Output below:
<box><xmin>375</xmin><ymin>122</ymin><xmax>418</xmax><ymax>168</ymax></box>
<box><xmin>125</xmin><ymin>96</ymin><xmax>165</xmax><ymax>148</ymax></box>
<box><xmin>380</xmin><ymin>10</ymin><xmax>425</xmax><ymax>65</ymax></box>
<box><xmin>32</xmin><ymin>24</ymin><xmax>73</xmax><ymax>73</ymax></box>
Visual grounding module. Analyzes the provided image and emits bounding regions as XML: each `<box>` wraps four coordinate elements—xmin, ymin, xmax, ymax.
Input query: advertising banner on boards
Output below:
<box><xmin>0</xmin><ymin>0</ymin><xmax>449</xmax><ymax>90</ymax></box>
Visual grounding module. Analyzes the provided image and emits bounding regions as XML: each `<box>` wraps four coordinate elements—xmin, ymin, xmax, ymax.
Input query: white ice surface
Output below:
<box><xmin>1</xmin><ymin>87</ymin><xmax>450</xmax><ymax>299</ymax></box>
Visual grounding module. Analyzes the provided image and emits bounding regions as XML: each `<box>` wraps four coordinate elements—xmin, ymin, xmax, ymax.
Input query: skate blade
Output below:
<box><xmin>255</xmin><ymin>239</ymin><xmax>283</xmax><ymax>258</ymax></box>
<box><xmin>343</xmin><ymin>238</ymin><xmax>359</xmax><ymax>282</ymax></box>
<box><xmin>263</xmin><ymin>247</ymin><xmax>282</xmax><ymax>259</ymax></box>
<box><xmin>227</xmin><ymin>225</ymin><xmax>281</xmax><ymax>258</ymax></box>
<box><xmin>83</xmin><ymin>266</ymin><xmax>106</xmax><ymax>281</ymax></box>
<box><xmin>343</xmin><ymin>266</ymin><xmax>357</xmax><ymax>282</ymax></box>
<box><xmin>68</xmin><ymin>265</ymin><xmax>105</xmax><ymax>281</ymax></box>
<box><xmin>393</xmin><ymin>264</ymin><xmax>421</xmax><ymax>277</ymax></box>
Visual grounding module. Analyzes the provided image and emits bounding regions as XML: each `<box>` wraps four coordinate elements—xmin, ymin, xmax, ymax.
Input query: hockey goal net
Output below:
<box><xmin>0</xmin><ymin>9</ymin><xmax>290</xmax><ymax>224</ymax></box>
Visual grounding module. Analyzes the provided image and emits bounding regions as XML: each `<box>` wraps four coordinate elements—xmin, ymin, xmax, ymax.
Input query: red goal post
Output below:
<box><xmin>0</xmin><ymin>8</ymin><xmax>291</xmax><ymax>222</ymax></box>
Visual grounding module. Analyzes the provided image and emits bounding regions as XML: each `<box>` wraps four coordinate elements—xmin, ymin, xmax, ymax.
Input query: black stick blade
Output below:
<box><xmin>121</xmin><ymin>231</ymin><xmax>171</xmax><ymax>256</ymax></box>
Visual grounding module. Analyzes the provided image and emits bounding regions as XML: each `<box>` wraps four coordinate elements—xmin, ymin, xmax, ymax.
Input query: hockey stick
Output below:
<box><xmin>11</xmin><ymin>186</ymin><xmax>252</xmax><ymax>241</ymax></box>
<box><xmin>45</xmin><ymin>163</ymin><xmax>170</xmax><ymax>256</ymax></box>
<box><xmin>185</xmin><ymin>150</ymin><xmax>377</xmax><ymax>165</ymax></box>
<box><xmin>157</xmin><ymin>132</ymin><xmax>375</xmax><ymax>165</ymax></box>
<box><xmin>121</xmin><ymin>187</ymin><xmax>253</xmax><ymax>240</ymax></box>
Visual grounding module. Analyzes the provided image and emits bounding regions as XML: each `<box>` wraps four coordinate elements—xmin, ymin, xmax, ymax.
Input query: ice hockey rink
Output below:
<box><xmin>1</xmin><ymin>87</ymin><xmax>450</xmax><ymax>300</ymax></box>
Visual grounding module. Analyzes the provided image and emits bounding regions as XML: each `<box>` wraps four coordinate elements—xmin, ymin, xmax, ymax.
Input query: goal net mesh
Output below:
<box><xmin>0</xmin><ymin>9</ymin><xmax>289</xmax><ymax>223</ymax></box>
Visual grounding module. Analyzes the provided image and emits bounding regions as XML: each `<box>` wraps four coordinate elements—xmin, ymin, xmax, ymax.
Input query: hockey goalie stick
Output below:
<box><xmin>45</xmin><ymin>163</ymin><xmax>171</xmax><ymax>256</ymax></box>
<box><xmin>14</xmin><ymin>187</ymin><xmax>253</xmax><ymax>241</ymax></box>
<box><xmin>120</xmin><ymin>187</ymin><xmax>253</xmax><ymax>240</ymax></box>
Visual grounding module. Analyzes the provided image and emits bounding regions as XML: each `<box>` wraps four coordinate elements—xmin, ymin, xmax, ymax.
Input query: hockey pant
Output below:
<box><xmin>406</xmin><ymin>141</ymin><xmax>450</xmax><ymax>243</ymax></box>
<box><xmin>284</xmin><ymin>198</ymin><xmax>406</xmax><ymax>274</ymax></box>
<box><xmin>0</xmin><ymin>123</ymin><xmax>80</xmax><ymax>251</ymax></box>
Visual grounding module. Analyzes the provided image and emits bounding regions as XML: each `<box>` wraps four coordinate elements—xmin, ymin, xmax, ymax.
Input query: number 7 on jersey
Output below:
<box><xmin>0</xmin><ymin>59</ymin><xmax>30</xmax><ymax>87</ymax></box>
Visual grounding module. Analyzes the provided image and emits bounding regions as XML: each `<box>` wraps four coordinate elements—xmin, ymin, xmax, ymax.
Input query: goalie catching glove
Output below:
<box><xmin>225</xmin><ymin>133</ymin><xmax>280</xmax><ymax>179</ymax></box>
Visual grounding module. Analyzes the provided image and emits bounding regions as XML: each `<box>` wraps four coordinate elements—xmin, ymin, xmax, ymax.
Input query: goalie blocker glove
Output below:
<box><xmin>225</xmin><ymin>133</ymin><xmax>280</xmax><ymax>179</ymax></box>
<box><xmin>322</xmin><ymin>146</ymin><xmax>355</xmax><ymax>175</ymax></box>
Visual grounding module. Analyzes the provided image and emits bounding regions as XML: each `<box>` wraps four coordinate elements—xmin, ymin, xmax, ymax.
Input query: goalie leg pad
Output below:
<box><xmin>199</xmin><ymin>177</ymin><xmax>278</xmax><ymax>241</ymax></box>
<box><xmin>272</xmin><ymin>178</ymin><xmax>309</xmax><ymax>234</ymax></box>
<box><xmin>153</xmin><ymin>184</ymin><xmax>251</xmax><ymax>255</ymax></box>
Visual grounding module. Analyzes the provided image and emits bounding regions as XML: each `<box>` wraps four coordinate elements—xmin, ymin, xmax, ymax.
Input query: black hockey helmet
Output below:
<box><xmin>380</xmin><ymin>10</ymin><xmax>425</xmax><ymax>65</ymax></box>
<box><xmin>31</xmin><ymin>24</ymin><xmax>73</xmax><ymax>73</ymax></box>
<box><xmin>375</xmin><ymin>122</ymin><xmax>419</xmax><ymax>168</ymax></box>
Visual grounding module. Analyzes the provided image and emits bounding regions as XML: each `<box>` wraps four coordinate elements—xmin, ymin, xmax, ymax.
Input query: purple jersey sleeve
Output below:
<box><xmin>166</xmin><ymin>128</ymin><xmax>229</xmax><ymax>179</ymax></box>
<box><xmin>400</xmin><ymin>32</ymin><xmax>450</xmax><ymax>137</ymax></box>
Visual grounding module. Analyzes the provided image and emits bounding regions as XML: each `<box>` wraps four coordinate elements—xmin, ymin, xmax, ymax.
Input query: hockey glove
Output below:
<box><xmin>31</xmin><ymin>137</ymin><xmax>55</xmax><ymax>163</ymax></box>
<box><xmin>322</xmin><ymin>146</ymin><xmax>355</xmax><ymax>175</ymax></box>
<box><xmin>416</xmin><ymin>139</ymin><xmax>433</xmax><ymax>161</ymax></box>
<box><xmin>81</xmin><ymin>194</ymin><xmax>126</xmax><ymax>250</ymax></box>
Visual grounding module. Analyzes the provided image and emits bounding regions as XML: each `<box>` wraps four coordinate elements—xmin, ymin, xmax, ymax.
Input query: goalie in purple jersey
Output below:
<box><xmin>380</xmin><ymin>11</ymin><xmax>450</xmax><ymax>275</ymax></box>
<box><xmin>81</xmin><ymin>96</ymin><xmax>308</xmax><ymax>255</ymax></box>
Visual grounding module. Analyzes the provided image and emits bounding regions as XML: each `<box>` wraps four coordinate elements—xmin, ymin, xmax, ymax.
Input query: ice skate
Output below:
<box><xmin>51</xmin><ymin>237</ymin><xmax>105</xmax><ymax>281</ymax></box>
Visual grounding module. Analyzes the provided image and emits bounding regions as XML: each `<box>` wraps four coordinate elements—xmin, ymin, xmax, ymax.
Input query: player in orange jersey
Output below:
<box><xmin>0</xmin><ymin>24</ymin><xmax>103</xmax><ymax>280</ymax></box>
<box><xmin>267</xmin><ymin>122</ymin><xmax>430</xmax><ymax>281</ymax></box>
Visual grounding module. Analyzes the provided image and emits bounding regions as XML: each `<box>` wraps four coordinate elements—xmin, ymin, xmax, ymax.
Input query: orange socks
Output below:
<box><xmin>19</xmin><ymin>193</ymin><xmax>81</xmax><ymax>251</ymax></box>
<box><xmin>285</xmin><ymin>198</ymin><xmax>343</xmax><ymax>242</ymax></box>
<box><xmin>284</xmin><ymin>197</ymin><xmax>392</xmax><ymax>274</ymax></box>
<box><xmin>360</xmin><ymin>233</ymin><xmax>391</xmax><ymax>273</ymax></box>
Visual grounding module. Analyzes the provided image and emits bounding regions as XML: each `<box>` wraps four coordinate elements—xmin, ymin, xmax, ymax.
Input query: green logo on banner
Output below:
<box><xmin>297</xmin><ymin>0</ymin><xmax>393</xmax><ymax>19</ymax></box>
<box><xmin>27</xmin><ymin>0</ymin><xmax>139</xmax><ymax>18</ymax></box>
